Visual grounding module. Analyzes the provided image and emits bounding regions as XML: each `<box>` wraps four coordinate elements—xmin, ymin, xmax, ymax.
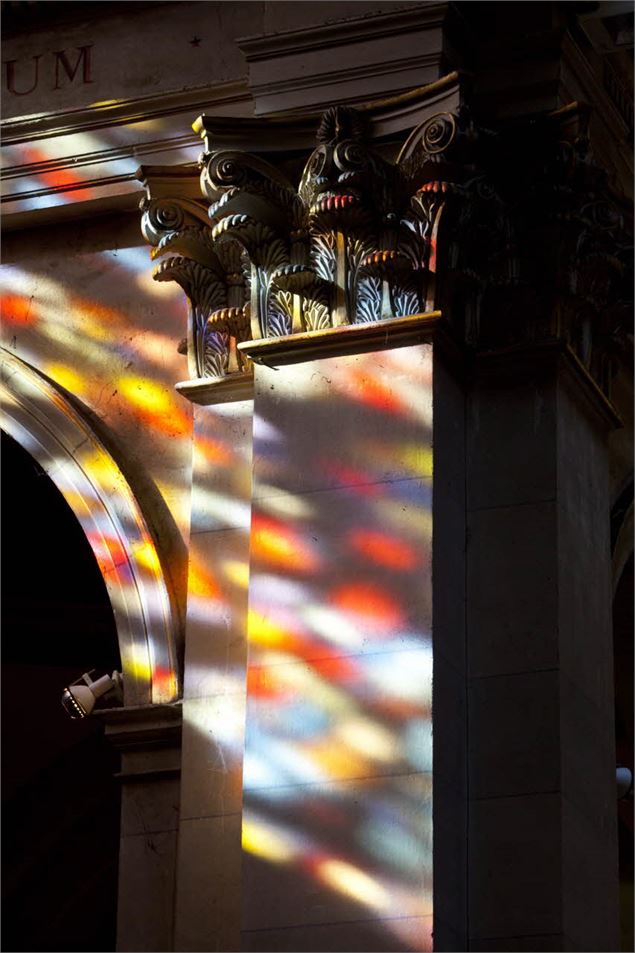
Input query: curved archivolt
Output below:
<box><xmin>0</xmin><ymin>348</ymin><xmax>179</xmax><ymax>706</ymax></box>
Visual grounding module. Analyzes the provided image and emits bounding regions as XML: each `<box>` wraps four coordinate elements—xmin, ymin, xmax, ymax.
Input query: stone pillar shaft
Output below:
<box><xmin>463</xmin><ymin>345</ymin><xmax>620</xmax><ymax>952</ymax></box>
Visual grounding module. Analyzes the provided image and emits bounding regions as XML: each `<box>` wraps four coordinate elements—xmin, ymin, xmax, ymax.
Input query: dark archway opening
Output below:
<box><xmin>2</xmin><ymin>430</ymin><xmax>122</xmax><ymax>952</ymax></box>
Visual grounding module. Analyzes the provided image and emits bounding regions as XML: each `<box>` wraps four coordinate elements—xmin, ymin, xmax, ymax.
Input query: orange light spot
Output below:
<box><xmin>247</xmin><ymin>665</ymin><xmax>288</xmax><ymax>700</ymax></box>
<box><xmin>348</xmin><ymin>529</ymin><xmax>419</xmax><ymax>571</ymax></box>
<box><xmin>1</xmin><ymin>294</ymin><xmax>38</xmax><ymax>326</ymax></box>
<box><xmin>309</xmin><ymin>654</ymin><xmax>359</xmax><ymax>682</ymax></box>
<box><xmin>22</xmin><ymin>146</ymin><xmax>94</xmax><ymax>201</ymax></box>
<box><xmin>194</xmin><ymin>434</ymin><xmax>234</xmax><ymax>467</ymax></box>
<box><xmin>309</xmin><ymin>742</ymin><xmax>367</xmax><ymax>779</ymax></box>
<box><xmin>188</xmin><ymin>560</ymin><xmax>222</xmax><ymax>600</ymax></box>
<box><xmin>153</xmin><ymin>665</ymin><xmax>177</xmax><ymax>699</ymax></box>
<box><xmin>331</xmin><ymin>583</ymin><xmax>404</xmax><ymax>632</ymax></box>
<box><xmin>350</xmin><ymin>370</ymin><xmax>406</xmax><ymax>415</ymax></box>
<box><xmin>251</xmin><ymin>514</ymin><xmax>320</xmax><ymax>572</ymax></box>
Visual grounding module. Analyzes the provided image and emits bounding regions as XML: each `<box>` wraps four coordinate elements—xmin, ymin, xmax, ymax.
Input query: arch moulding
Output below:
<box><xmin>1</xmin><ymin>348</ymin><xmax>179</xmax><ymax>707</ymax></box>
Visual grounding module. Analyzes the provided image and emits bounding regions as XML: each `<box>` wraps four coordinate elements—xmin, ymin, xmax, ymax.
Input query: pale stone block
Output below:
<box><xmin>120</xmin><ymin>777</ymin><xmax>180</xmax><ymax>837</ymax></box>
<box><xmin>244</xmin><ymin>647</ymin><xmax>432</xmax><ymax>789</ymax></box>
<box><xmin>470</xmin><ymin>935</ymin><xmax>565</xmax><ymax>951</ymax></box>
<box><xmin>467</xmin><ymin>375</ymin><xmax>557</xmax><ymax>511</ymax></box>
<box><xmin>241</xmin><ymin>915</ymin><xmax>433</xmax><ymax>952</ymax></box>
<box><xmin>174</xmin><ymin>814</ymin><xmax>243</xmax><ymax>953</ymax></box>
<box><xmin>432</xmin><ymin>781</ymin><xmax>467</xmax><ymax>944</ymax></box>
<box><xmin>190</xmin><ymin>399</ymin><xmax>253</xmax><ymax>535</ymax></box>
<box><xmin>180</xmin><ymin>694</ymin><xmax>246</xmax><ymax>821</ymax></box>
<box><xmin>468</xmin><ymin>670</ymin><xmax>560</xmax><ymax>799</ymax></box>
<box><xmin>242</xmin><ymin>773</ymin><xmax>432</xmax><ymax>932</ymax></box>
<box><xmin>562</xmin><ymin>796</ymin><xmax>620</xmax><ymax>951</ymax></box>
<box><xmin>468</xmin><ymin>793</ymin><xmax>561</xmax><ymax>940</ymax></box>
<box><xmin>467</xmin><ymin>501</ymin><xmax>559</xmax><ymax>677</ymax></box>
<box><xmin>560</xmin><ymin>671</ymin><xmax>616</xmax><ymax>832</ymax></box>
<box><xmin>252</xmin><ymin>346</ymin><xmax>433</xmax><ymax>498</ymax></box>
<box><xmin>183</xmin><ymin>526</ymin><xmax>250</xmax><ymax>701</ymax></box>
<box><xmin>433</xmin><ymin>653</ymin><xmax>467</xmax><ymax>789</ymax></box>
<box><xmin>117</xmin><ymin>830</ymin><xmax>177</xmax><ymax>953</ymax></box>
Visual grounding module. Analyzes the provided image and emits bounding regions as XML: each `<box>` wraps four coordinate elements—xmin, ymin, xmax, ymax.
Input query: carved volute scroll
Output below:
<box><xmin>138</xmin><ymin>165</ymin><xmax>252</xmax><ymax>381</ymax></box>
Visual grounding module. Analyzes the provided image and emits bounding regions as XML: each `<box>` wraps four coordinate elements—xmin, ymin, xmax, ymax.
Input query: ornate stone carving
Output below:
<box><xmin>196</xmin><ymin>104</ymin><xmax>465</xmax><ymax>344</ymax></box>
<box><xmin>138</xmin><ymin>168</ymin><xmax>252</xmax><ymax>381</ymax></box>
<box><xmin>139</xmin><ymin>79</ymin><xmax>631</xmax><ymax>398</ymax></box>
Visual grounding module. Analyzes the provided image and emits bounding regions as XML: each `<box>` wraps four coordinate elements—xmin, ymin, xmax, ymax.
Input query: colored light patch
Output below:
<box><xmin>248</xmin><ymin>609</ymin><xmax>304</xmax><ymax>652</ymax></box>
<box><xmin>317</xmin><ymin>859</ymin><xmax>390</xmax><ymax>912</ymax></box>
<box><xmin>89</xmin><ymin>533</ymin><xmax>128</xmax><ymax>573</ymax></box>
<box><xmin>363</xmin><ymin>440</ymin><xmax>433</xmax><ymax>479</ymax></box>
<box><xmin>1</xmin><ymin>293</ymin><xmax>38</xmax><ymax>326</ymax></box>
<box><xmin>193</xmin><ymin>434</ymin><xmax>234</xmax><ymax>468</ymax></box>
<box><xmin>153</xmin><ymin>665</ymin><xmax>177</xmax><ymax>700</ymax></box>
<box><xmin>257</xmin><ymin>487</ymin><xmax>315</xmax><ymax>520</ymax></box>
<box><xmin>331</xmin><ymin>583</ymin><xmax>404</xmax><ymax>633</ymax></box>
<box><xmin>336</xmin><ymin>717</ymin><xmax>397</xmax><ymax>763</ymax></box>
<box><xmin>222</xmin><ymin>559</ymin><xmax>249</xmax><ymax>588</ymax></box>
<box><xmin>251</xmin><ymin>514</ymin><xmax>320</xmax><ymax>572</ymax></box>
<box><xmin>133</xmin><ymin>539</ymin><xmax>162</xmax><ymax>574</ymax></box>
<box><xmin>21</xmin><ymin>146</ymin><xmax>95</xmax><ymax>201</ymax></box>
<box><xmin>348</xmin><ymin>529</ymin><xmax>419</xmax><ymax>571</ymax></box>
<box><xmin>349</xmin><ymin>369</ymin><xmax>407</xmax><ymax>415</ymax></box>
<box><xmin>242</xmin><ymin>817</ymin><xmax>299</xmax><ymax>864</ymax></box>
<box><xmin>247</xmin><ymin>666</ymin><xmax>289</xmax><ymax>701</ymax></box>
<box><xmin>117</xmin><ymin>374</ymin><xmax>190</xmax><ymax>433</ymax></box>
<box><xmin>188</xmin><ymin>560</ymin><xmax>222</xmax><ymax>600</ymax></box>
<box><xmin>321</xmin><ymin>462</ymin><xmax>382</xmax><ymax>494</ymax></box>
<box><xmin>45</xmin><ymin>363</ymin><xmax>88</xmax><ymax>397</ymax></box>
<box><xmin>123</xmin><ymin>647</ymin><xmax>153</xmax><ymax>684</ymax></box>
<box><xmin>309</xmin><ymin>741</ymin><xmax>368</xmax><ymax>779</ymax></box>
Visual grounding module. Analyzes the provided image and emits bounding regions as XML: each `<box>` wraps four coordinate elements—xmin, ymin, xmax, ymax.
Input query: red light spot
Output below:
<box><xmin>321</xmin><ymin>462</ymin><xmax>381</xmax><ymax>495</ymax></box>
<box><xmin>331</xmin><ymin>583</ymin><xmax>404</xmax><ymax>632</ymax></box>
<box><xmin>350</xmin><ymin>370</ymin><xmax>405</xmax><ymax>415</ymax></box>
<box><xmin>1</xmin><ymin>294</ymin><xmax>37</xmax><ymax>326</ymax></box>
<box><xmin>348</xmin><ymin>529</ymin><xmax>419</xmax><ymax>571</ymax></box>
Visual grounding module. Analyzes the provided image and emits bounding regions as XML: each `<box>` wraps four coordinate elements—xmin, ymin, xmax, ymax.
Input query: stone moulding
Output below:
<box><xmin>139</xmin><ymin>71</ymin><xmax>632</xmax><ymax>403</ymax></box>
<box><xmin>238</xmin><ymin>311</ymin><xmax>443</xmax><ymax>367</ymax></box>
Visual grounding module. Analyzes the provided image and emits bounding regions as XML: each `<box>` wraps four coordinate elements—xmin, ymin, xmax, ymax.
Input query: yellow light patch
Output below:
<box><xmin>133</xmin><ymin>540</ymin><xmax>162</xmax><ymax>575</ymax></box>
<box><xmin>248</xmin><ymin>610</ymin><xmax>292</xmax><ymax>648</ymax></box>
<box><xmin>241</xmin><ymin>818</ymin><xmax>296</xmax><ymax>864</ymax></box>
<box><xmin>46</xmin><ymin>363</ymin><xmax>86</xmax><ymax>397</ymax></box>
<box><xmin>223</xmin><ymin>559</ymin><xmax>249</xmax><ymax>589</ymax></box>
<box><xmin>118</xmin><ymin>375</ymin><xmax>177</xmax><ymax>416</ymax></box>
<box><xmin>318</xmin><ymin>859</ymin><xmax>389</xmax><ymax>911</ymax></box>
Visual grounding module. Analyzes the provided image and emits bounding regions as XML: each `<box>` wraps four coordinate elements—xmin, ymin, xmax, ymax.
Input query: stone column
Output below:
<box><xmin>172</xmin><ymin>379</ymin><xmax>254</xmax><ymax>953</ymax></box>
<box><xmin>239</xmin><ymin>338</ymin><xmax>435</xmax><ymax>952</ymax></box>
<box><xmin>102</xmin><ymin>703</ymin><xmax>182</xmax><ymax>953</ymax></box>
<box><xmin>464</xmin><ymin>344</ymin><xmax>620</xmax><ymax>952</ymax></box>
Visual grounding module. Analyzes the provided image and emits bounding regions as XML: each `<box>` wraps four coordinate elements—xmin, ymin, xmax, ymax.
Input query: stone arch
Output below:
<box><xmin>0</xmin><ymin>348</ymin><xmax>179</xmax><ymax>706</ymax></box>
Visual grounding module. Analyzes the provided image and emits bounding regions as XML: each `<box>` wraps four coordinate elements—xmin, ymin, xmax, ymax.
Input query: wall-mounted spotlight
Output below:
<box><xmin>61</xmin><ymin>670</ymin><xmax>123</xmax><ymax>719</ymax></box>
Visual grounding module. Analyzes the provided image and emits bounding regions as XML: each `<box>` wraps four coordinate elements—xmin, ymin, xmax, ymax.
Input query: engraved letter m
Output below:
<box><xmin>53</xmin><ymin>45</ymin><xmax>94</xmax><ymax>88</ymax></box>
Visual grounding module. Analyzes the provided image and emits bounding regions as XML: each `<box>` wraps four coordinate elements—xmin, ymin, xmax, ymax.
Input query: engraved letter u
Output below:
<box><xmin>6</xmin><ymin>56</ymin><xmax>41</xmax><ymax>96</ymax></box>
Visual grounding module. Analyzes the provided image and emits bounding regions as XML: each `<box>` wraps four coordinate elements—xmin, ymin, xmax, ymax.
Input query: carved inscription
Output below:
<box><xmin>5</xmin><ymin>45</ymin><xmax>94</xmax><ymax>96</ymax></box>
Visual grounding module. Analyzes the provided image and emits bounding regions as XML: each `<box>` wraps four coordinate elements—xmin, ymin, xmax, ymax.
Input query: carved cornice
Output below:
<box><xmin>139</xmin><ymin>74</ymin><xmax>632</xmax><ymax>402</ymax></box>
<box><xmin>236</xmin><ymin>4</ymin><xmax>448</xmax><ymax>115</ymax></box>
<box><xmin>239</xmin><ymin>311</ymin><xmax>442</xmax><ymax>367</ymax></box>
